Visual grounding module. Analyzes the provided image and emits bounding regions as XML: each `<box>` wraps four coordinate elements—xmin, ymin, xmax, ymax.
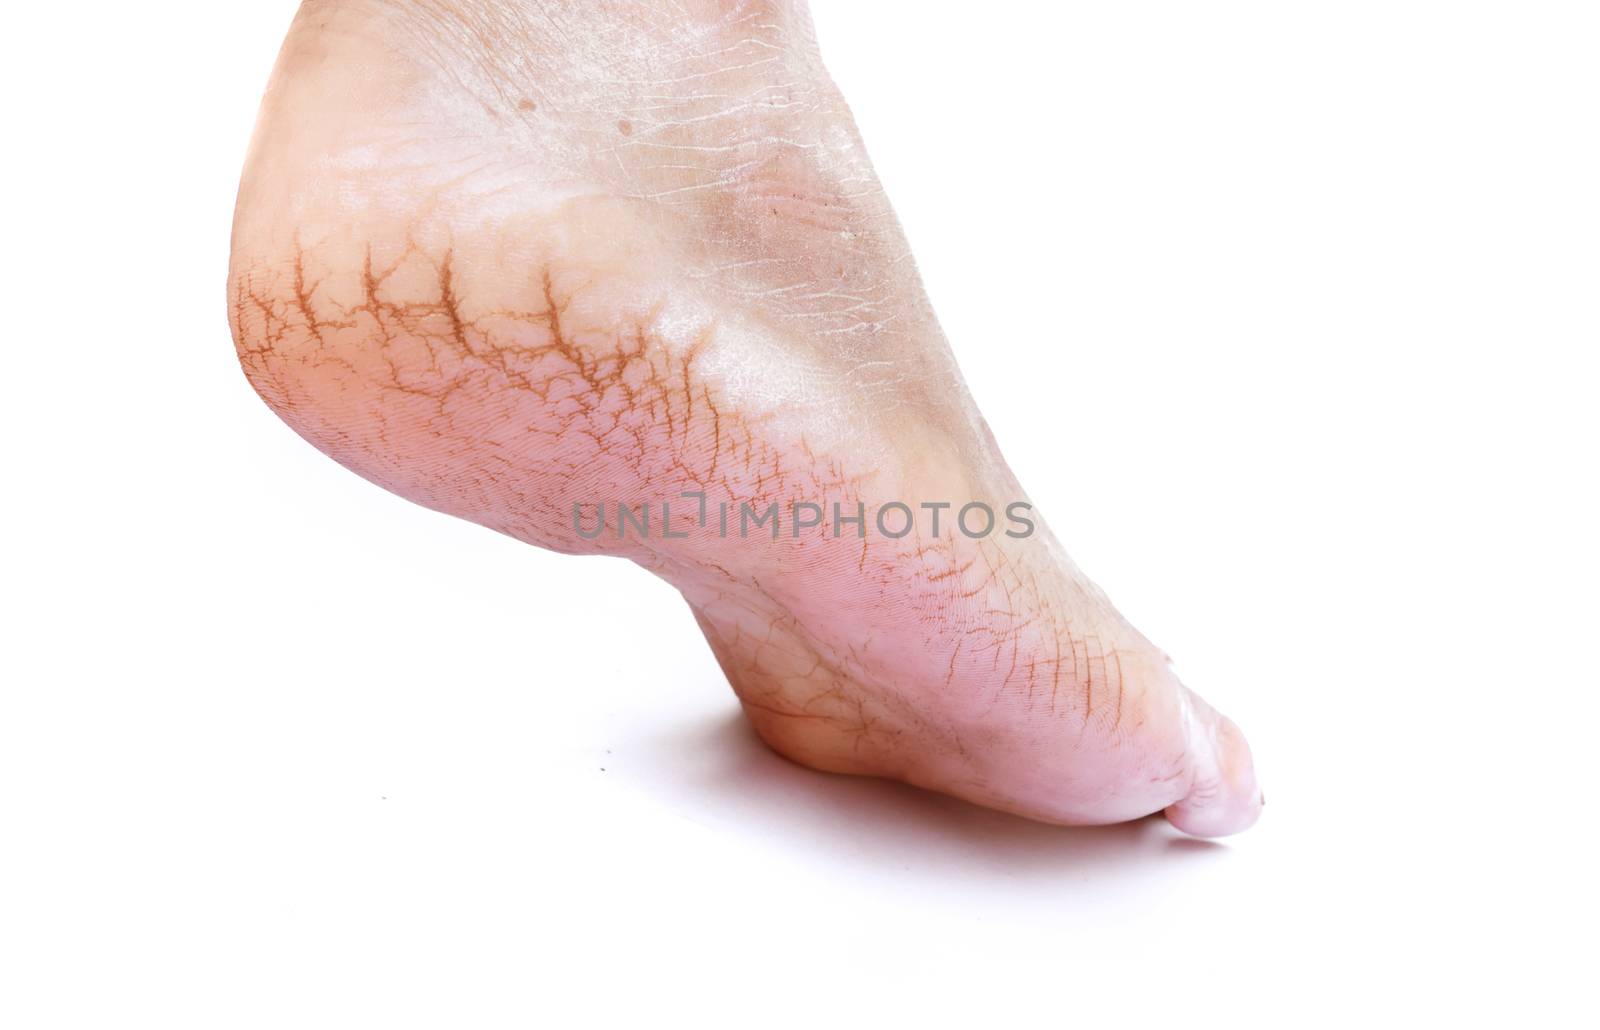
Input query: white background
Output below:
<box><xmin>3</xmin><ymin>1</ymin><xmax>1596</xmax><ymax>1025</ymax></box>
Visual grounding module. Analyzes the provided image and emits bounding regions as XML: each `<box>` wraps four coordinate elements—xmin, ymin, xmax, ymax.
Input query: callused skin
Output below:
<box><xmin>230</xmin><ymin>0</ymin><xmax>1263</xmax><ymax>835</ymax></box>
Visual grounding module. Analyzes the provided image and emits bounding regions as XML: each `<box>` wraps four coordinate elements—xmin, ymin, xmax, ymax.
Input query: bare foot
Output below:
<box><xmin>229</xmin><ymin>0</ymin><xmax>1263</xmax><ymax>836</ymax></box>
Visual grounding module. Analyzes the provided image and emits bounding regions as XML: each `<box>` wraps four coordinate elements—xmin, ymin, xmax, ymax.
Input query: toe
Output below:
<box><xmin>1163</xmin><ymin>686</ymin><xmax>1264</xmax><ymax>837</ymax></box>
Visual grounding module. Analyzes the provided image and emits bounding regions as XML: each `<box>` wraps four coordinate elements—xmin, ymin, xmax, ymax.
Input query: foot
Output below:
<box><xmin>229</xmin><ymin>0</ymin><xmax>1263</xmax><ymax>836</ymax></box>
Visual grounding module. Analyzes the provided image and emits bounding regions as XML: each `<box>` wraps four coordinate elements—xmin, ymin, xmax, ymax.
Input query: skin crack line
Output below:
<box><xmin>574</xmin><ymin>495</ymin><xmax>1038</xmax><ymax>541</ymax></box>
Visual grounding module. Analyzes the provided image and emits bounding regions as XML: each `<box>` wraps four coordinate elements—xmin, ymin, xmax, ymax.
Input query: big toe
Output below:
<box><xmin>1164</xmin><ymin>687</ymin><xmax>1264</xmax><ymax>837</ymax></box>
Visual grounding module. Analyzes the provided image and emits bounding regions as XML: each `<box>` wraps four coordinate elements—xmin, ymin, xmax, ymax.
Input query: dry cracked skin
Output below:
<box><xmin>229</xmin><ymin>0</ymin><xmax>1264</xmax><ymax>836</ymax></box>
